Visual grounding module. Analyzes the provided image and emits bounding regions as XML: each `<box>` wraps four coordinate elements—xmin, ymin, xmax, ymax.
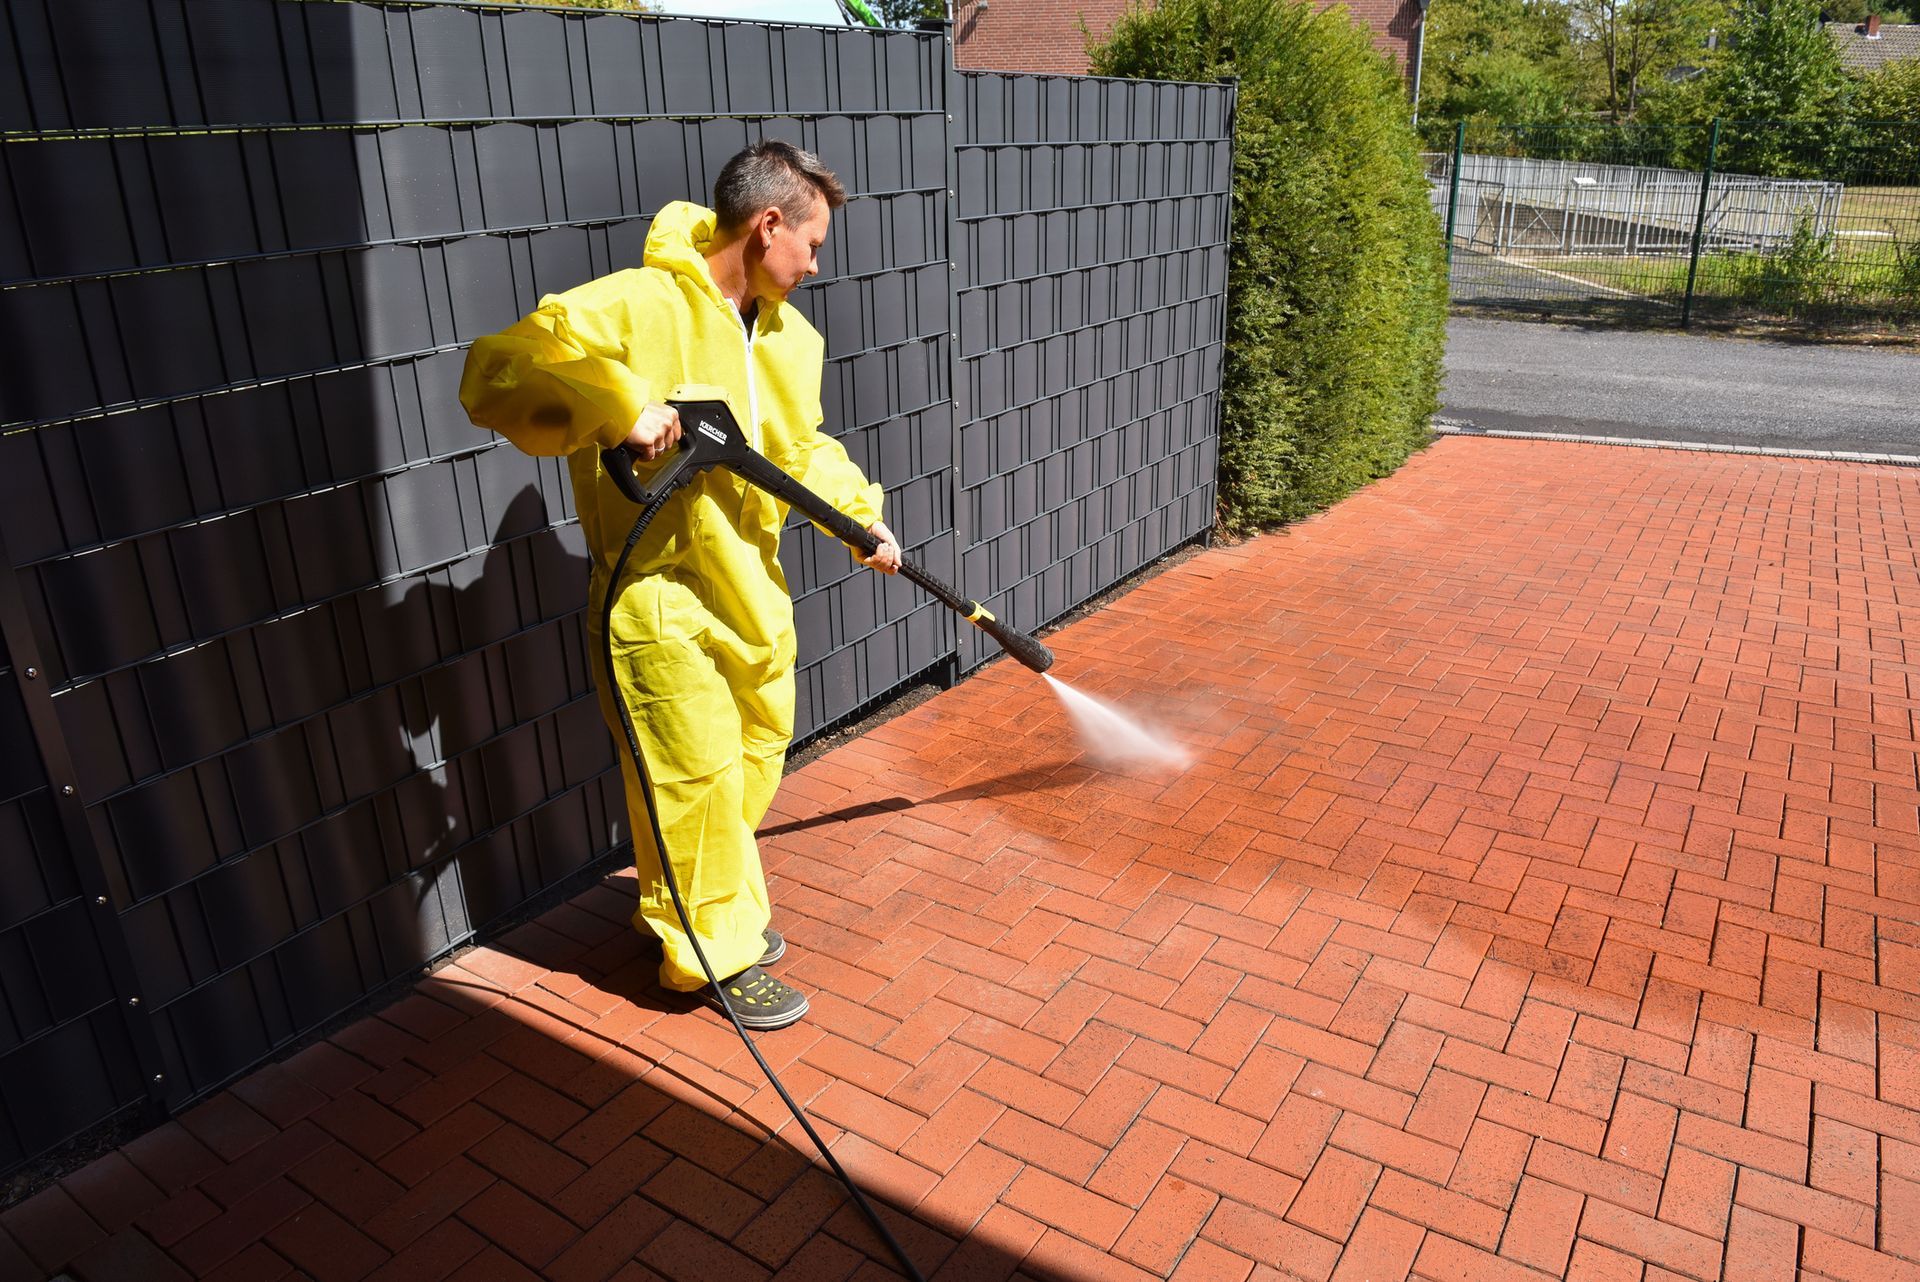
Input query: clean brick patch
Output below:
<box><xmin>7</xmin><ymin>437</ymin><xmax>1918</xmax><ymax>1280</ymax></box>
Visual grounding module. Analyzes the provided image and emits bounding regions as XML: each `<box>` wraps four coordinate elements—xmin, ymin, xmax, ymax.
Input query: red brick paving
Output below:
<box><xmin>6</xmin><ymin>436</ymin><xmax>1920</xmax><ymax>1281</ymax></box>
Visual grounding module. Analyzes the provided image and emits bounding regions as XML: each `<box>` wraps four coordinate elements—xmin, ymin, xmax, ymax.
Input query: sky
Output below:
<box><xmin>649</xmin><ymin>0</ymin><xmax>858</xmax><ymax>23</ymax></box>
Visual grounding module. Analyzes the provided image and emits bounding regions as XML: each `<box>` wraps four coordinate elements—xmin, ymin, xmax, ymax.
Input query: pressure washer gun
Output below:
<box><xmin>601</xmin><ymin>389</ymin><xmax>1054</xmax><ymax>674</ymax></box>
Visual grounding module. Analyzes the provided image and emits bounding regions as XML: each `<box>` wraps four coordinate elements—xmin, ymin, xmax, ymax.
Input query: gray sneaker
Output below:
<box><xmin>757</xmin><ymin>928</ymin><xmax>787</xmax><ymax>966</ymax></box>
<box><xmin>703</xmin><ymin>966</ymin><xmax>809</xmax><ymax>1030</ymax></box>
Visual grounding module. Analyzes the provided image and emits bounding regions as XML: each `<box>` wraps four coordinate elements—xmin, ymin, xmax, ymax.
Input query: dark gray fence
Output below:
<box><xmin>0</xmin><ymin>0</ymin><xmax>1231</xmax><ymax>1174</ymax></box>
<box><xmin>954</xmin><ymin>74</ymin><xmax>1230</xmax><ymax>669</ymax></box>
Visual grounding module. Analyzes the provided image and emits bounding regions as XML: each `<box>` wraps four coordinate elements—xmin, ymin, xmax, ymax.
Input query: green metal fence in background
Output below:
<box><xmin>1428</xmin><ymin>120</ymin><xmax>1920</xmax><ymax>334</ymax></box>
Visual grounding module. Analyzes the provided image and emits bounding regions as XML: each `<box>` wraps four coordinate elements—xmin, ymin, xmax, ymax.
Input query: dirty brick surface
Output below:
<box><xmin>6</xmin><ymin>436</ymin><xmax>1920</xmax><ymax>1282</ymax></box>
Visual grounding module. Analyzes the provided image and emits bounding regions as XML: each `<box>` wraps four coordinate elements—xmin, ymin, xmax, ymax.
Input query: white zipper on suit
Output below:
<box><xmin>733</xmin><ymin>301</ymin><xmax>763</xmax><ymax>453</ymax></box>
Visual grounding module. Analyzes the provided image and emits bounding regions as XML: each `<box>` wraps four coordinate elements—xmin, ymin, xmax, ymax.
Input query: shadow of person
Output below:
<box><xmin>386</xmin><ymin>481</ymin><xmax>607</xmax><ymax>951</ymax></box>
<box><xmin>376</xmin><ymin>490</ymin><xmax>1100</xmax><ymax>1281</ymax></box>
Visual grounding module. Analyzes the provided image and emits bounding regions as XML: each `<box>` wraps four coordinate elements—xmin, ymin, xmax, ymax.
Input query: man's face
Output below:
<box><xmin>756</xmin><ymin>194</ymin><xmax>830</xmax><ymax>301</ymax></box>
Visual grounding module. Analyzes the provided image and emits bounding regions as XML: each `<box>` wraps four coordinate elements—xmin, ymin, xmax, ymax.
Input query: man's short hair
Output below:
<box><xmin>713</xmin><ymin>141</ymin><xmax>847</xmax><ymax>230</ymax></box>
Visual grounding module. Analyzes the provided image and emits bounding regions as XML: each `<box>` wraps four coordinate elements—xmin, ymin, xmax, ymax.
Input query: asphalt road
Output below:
<box><xmin>1441</xmin><ymin>317</ymin><xmax>1920</xmax><ymax>457</ymax></box>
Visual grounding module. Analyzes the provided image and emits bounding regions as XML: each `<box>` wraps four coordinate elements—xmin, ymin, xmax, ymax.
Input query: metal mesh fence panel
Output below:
<box><xmin>0</xmin><ymin>1</ymin><xmax>1228</xmax><ymax>1168</ymax></box>
<box><xmin>953</xmin><ymin>73</ymin><xmax>1232</xmax><ymax>670</ymax></box>
<box><xmin>0</xmin><ymin>0</ymin><xmax>952</xmax><ymax>1152</ymax></box>
<box><xmin>0</xmin><ymin>588</ymin><xmax>152</xmax><ymax>1172</ymax></box>
<box><xmin>1431</xmin><ymin>119</ymin><xmax>1920</xmax><ymax>333</ymax></box>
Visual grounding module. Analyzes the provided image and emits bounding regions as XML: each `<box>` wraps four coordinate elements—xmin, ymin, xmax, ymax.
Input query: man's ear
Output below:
<box><xmin>757</xmin><ymin>205</ymin><xmax>784</xmax><ymax>248</ymax></box>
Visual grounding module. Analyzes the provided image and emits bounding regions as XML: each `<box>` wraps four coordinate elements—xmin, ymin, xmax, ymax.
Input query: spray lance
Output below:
<box><xmin>606</xmin><ymin>392</ymin><xmax>1054</xmax><ymax>676</ymax></box>
<box><xmin>595</xmin><ymin>390</ymin><xmax>1053</xmax><ymax>1281</ymax></box>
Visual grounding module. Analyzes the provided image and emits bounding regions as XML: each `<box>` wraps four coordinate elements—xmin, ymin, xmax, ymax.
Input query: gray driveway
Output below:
<box><xmin>1442</xmin><ymin>316</ymin><xmax>1920</xmax><ymax>456</ymax></box>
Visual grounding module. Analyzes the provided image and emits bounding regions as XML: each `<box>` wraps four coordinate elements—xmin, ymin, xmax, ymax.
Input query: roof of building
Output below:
<box><xmin>1824</xmin><ymin>19</ymin><xmax>1920</xmax><ymax>72</ymax></box>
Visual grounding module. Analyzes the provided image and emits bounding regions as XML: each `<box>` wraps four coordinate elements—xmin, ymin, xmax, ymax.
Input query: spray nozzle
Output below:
<box><xmin>963</xmin><ymin>603</ymin><xmax>1055</xmax><ymax>674</ymax></box>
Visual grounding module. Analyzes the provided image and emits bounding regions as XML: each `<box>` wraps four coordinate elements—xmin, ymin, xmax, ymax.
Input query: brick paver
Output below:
<box><xmin>7</xmin><ymin>436</ymin><xmax>1919</xmax><ymax>1281</ymax></box>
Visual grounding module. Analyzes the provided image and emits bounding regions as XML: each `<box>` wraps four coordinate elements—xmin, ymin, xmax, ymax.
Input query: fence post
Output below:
<box><xmin>0</xmin><ymin>523</ymin><xmax>175</xmax><ymax>1118</ymax></box>
<box><xmin>1682</xmin><ymin>117</ymin><xmax>1722</xmax><ymax>329</ymax></box>
<box><xmin>939</xmin><ymin>16</ymin><xmax>966</xmax><ymax>679</ymax></box>
<box><xmin>1445</xmin><ymin>119</ymin><xmax>1465</xmax><ymax>267</ymax></box>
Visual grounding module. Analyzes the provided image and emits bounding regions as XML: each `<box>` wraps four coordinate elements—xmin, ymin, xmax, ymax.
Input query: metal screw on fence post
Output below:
<box><xmin>1445</xmin><ymin>120</ymin><xmax>1466</xmax><ymax>270</ymax></box>
<box><xmin>1682</xmin><ymin>118</ymin><xmax>1722</xmax><ymax>330</ymax></box>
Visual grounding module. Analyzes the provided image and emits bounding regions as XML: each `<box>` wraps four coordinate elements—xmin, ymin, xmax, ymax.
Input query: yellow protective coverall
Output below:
<box><xmin>458</xmin><ymin>201</ymin><xmax>883</xmax><ymax>990</ymax></box>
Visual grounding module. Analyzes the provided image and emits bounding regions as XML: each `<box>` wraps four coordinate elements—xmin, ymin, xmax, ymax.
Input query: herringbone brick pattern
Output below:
<box><xmin>6</xmin><ymin>436</ymin><xmax>1919</xmax><ymax>1281</ymax></box>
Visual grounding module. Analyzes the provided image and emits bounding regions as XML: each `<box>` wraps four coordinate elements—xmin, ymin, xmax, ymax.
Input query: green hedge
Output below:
<box><xmin>1091</xmin><ymin>0</ymin><xmax>1448</xmax><ymax>531</ymax></box>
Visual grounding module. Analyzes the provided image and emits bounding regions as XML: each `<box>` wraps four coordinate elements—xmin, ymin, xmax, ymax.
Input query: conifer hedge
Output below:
<box><xmin>1091</xmin><ymin>0</ymin><xmax>1448</xmax><ymax>530</ymax></box>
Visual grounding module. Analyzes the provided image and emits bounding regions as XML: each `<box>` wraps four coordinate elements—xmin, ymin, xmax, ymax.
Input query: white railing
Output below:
<box><xmin>1425</xmin><ymin>152</ymin><xmax>1843</xmax><ymax>256</ymax></box>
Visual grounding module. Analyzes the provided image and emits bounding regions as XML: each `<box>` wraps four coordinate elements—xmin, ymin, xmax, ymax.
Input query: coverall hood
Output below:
<box><xmin>642</xmin><ymin>202</ymin><xmax>733</xmax><ymax>314</ymax></box>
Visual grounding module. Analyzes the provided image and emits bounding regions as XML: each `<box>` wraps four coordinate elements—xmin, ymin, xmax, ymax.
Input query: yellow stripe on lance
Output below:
<box><xmin>966</xmin><ymin>602</ymin><xmax>996</xmax><ymax>624</ymax></box>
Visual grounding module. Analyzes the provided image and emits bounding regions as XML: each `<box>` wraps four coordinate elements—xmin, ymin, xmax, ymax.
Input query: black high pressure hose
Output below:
<box><xmin>594</xmin><ymin>396</ymin><xmax>1052</xmax><ymax>1281</ymax></box>
<box><xmin>597</xmin><ymin>490</ymin><xmax>929</xmax><ymax>1282</ymax></box>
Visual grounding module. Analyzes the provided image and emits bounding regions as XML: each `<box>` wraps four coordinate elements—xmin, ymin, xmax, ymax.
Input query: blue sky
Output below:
<box><xmin>650</xmin><ymin>0</ymin><xmax>857</xmax><ymax>22</ymax></box>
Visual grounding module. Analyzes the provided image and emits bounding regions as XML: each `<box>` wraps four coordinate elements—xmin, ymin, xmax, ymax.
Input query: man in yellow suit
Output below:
<box><xmin>459</xmin><ymin>142</ymin><xmax>900</xmax><ymax>1030</ymax></box>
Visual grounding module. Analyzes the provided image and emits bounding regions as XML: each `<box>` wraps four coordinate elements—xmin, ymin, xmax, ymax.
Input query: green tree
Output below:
<box><xmin>1852</xmin><ymin>50</ymin><xmax>1920</xmax><ymax>122</ymax></box>
<box><xmin>1848</xmin><ymin>58</ymin><xmax>1920</xmax><ymax>177</ymax></box>
<box><xmin>1822</xmin><ymin>0</ymin><xmax>1913</xmax><ymax>24</ymax></box>
<box><xmin>1092</xmin><ymin>0</ymin><xmax>1448</xmax><ymax>529</ymax></box>
<box><xmin>1706</xmin><ymin>0</ymin><xmax>1851</xmax><ymax>171</ymax></box>
<box><xmin>1628</xmin><ymin>54</ymin><xmax>1724</xmax><ymax>149</ymax></box>
<box><xmin>1569</xmin><ymin>0</ymin><xmax>1729</xmax><ymax>120</ymax></box>
<box><xmin>1421</xmin><ymin>0</ymin><xmax>1584</xmax><ymax>133</ymax></box>
<box><xmin>877</xmin><ymin>0</ymin><xmax>946</xmax><ymax>25</ymax></box>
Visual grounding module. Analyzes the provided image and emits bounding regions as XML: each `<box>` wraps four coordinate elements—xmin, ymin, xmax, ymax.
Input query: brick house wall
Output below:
<box><xmin>953</xmin><ymin>0</ymin><xmax>1423</xmax><ymax>81</ymax></box>
<box><xmin>1341</xmin><ymin>0</ymin><xmax>1421</xmax><ymax>76</ymax></box>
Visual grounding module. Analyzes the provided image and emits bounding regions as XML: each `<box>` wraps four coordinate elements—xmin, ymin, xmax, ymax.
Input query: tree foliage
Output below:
<box><xmin>1423</xmin><ymin>0</ymin><xmax>1584</xmax><ymax>126</ymax></box>
<box><xmin>876</xmin><ymin>0</ymin><xmax>946</xmax><ymax>26</ymax></box>
<box><xmin>1822</xmin><ymin>0</ymin><xmax>1913</xmax><ymax>25</ymax></box>
<box><xmin>1854</xmin><ymin>51</ymin><xmax>1920</xmax><ymax>121</ymax></box>
<box><xmin>1568</xmin><ymin>0</ymin><xmax>1728</xmax><ymax>120</ymax></box>
<box><xmin>1710</xmin><ymin>0</ymin><xmax>1849</xmax><ymax>118</ymax></box>
<box><xmin>1699</xmin><ymin>0</ymin><xmax>1851</xmax><ymax>170</ymax></box>
<box><xmin>1422</xmin><ymin>0</ymin><xmax>1737</xmax><ymax>127</ymax></box>
<box><xmin>1420</xmin><ymin>0</ymin><xmax>1920</xmax><ymax>136</ymax></box>
<box><xmin>1850</xmin><ymin>56</ymin><xmax>1920</xmax><ymax>173</ymax></box>
<box><xmin>1092</xmin><ymin>0</ymin><xmax>1448</xmax><ymax>530</ymax></box>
